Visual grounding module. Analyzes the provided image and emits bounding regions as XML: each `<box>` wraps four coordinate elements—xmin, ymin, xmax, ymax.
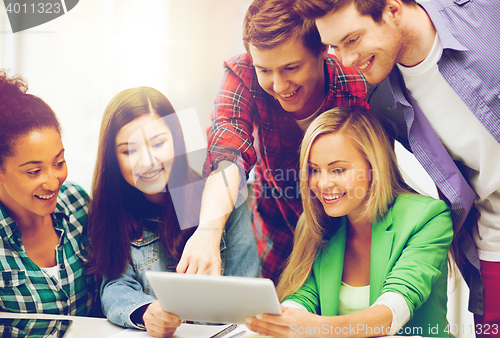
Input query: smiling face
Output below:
<box><xmin>250</xmin><ymin>34</ymin><xmax>328</xmax><ymax>120</ymax></box>
<box><xmin>115</xmin><ymin>113</ymin><xmax>175</xmax><ymax>203</ymax></box>
<box><xmin>316</xmin><ymin>2</ymin><xmax>402</xmax><ymax>84</ymax></box>
<box><xmin>308</xmin><ymin>131</ymin><xmax>371</xmax><ymax>223</ymax></box>
<box><xmin>0</xmin><ymin>128</ymin><xmax>67</xmax><ymax>220</ymax></box>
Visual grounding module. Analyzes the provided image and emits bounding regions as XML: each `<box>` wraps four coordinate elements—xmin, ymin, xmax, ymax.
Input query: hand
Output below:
<box><xmin>246</xmin><ymin>305</ymin><xmax>321</xmax><ymax>338</ymax></box>
<box><xmin>176</xmin><ymin>227</ymin><xmax>223</xmax><ymax>275</ymax></box>
<box><xmin>143</xmin><ymin>301</ymin><xmax>182</xmax><ymax>338</ymax></box>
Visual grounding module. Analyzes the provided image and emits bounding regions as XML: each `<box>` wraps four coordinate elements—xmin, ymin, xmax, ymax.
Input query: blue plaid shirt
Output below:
<box><xmin>0</xmin><ymin>183</ymin><xmax>97</xmax><ymax>315</ymax></box>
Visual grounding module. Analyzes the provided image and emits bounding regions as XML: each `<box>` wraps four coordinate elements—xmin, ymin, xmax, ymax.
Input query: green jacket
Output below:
<box><xmin>286</xmin><ymin>194</ymin><xmax>453</xmax><ymax>337</ymax></box>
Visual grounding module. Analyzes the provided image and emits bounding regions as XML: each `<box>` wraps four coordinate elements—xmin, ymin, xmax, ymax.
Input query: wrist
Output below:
<box><xmin>130</xmin><ymin>303</ymin><xmax>150</xmax><ymax>329</ymax></box>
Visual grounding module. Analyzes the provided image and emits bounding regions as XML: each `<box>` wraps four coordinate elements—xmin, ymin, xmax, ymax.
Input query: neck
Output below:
<box><xmin>143</xmin><ymin>191</ymin><xmax>166</xmax><ymax>205</ymax></box>
<box><xmin>398</xmin><ymin>4</ymin><xmax>436</xmax><ymax>67</ymax></box>
<box><xmin>0</xmin><ymin>190</ymin><xmax>50</xmax><ymax>231</ymax></box>
<box><xmin>347</xmin><ymin>215</ymin><xmax>372</xmax><ymax>238</ymax></box>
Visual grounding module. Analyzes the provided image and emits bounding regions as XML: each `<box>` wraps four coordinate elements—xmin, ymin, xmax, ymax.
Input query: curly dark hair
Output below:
<box><xmin>0</xmin><ymin>69</ymin><xmax>61</xmax><ymax>167</ymax></box>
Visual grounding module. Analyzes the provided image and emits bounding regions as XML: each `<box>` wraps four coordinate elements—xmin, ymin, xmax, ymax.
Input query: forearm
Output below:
<box><xmin>321</xmin><ymin>305</ymin><xmax>393</xmax><ymax>338</ymax></box>
<box><xmin>101</xmin><ymin>266</ymin><xmax>156</xmax><ymax>328</ymax></box>
<box><xmin>247</xmin><ymin>304</ymin><xmax>393</xmax><ymax>338</ymax></box>
<box><xmin>198</xmin><ymin>161</ymin><xmax>241</xmax><ymax>233</ymax></box>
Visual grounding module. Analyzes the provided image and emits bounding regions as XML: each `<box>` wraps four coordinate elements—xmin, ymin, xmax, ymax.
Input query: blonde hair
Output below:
<box><xmin>277</xmin><ymin>106</ymin><xmax>412</xmax><ymax>300</ymax></box>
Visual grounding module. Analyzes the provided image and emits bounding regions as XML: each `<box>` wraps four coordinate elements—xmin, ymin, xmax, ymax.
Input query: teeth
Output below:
<box><xmin>36</xmin><ymin>192</ymin><xmax>55</xmax><ymax>200</ymax></box>
<box><xmin>358</xmin><ymin>58</ymin><xmax>371</xmax><ymax>70</ymax></box>
<box><xmin>282</xmin><ymin>89</ymin><xmax>297</xmax><ymax>98</ymax></box>
<box><xmin>139</xmin><ymin>169</ymin><xmax>162</xmax><ymax>178</ymax></box>
<box><xmin>324</xmin><ymin>194</ymin><xmax>343</xmax><ymax>201</ymax></box>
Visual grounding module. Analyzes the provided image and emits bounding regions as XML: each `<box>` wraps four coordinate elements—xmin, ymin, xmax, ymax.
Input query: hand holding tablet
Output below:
<box><xmin>146</xmin><ymin>271</ymin><xmax>282</xmax><ymax>324</ymax></box>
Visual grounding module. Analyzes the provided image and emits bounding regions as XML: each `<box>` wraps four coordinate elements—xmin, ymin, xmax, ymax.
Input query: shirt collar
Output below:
<box><xmin>418</xmin><ymin>0</ymin><xmax>468</xmax><ymax>52</ymax></box>
<box><xmin>0</xmin><ymin>196</ymin><xmax>70</xmax><ymax>238</ymax></box>
<box><xmin>0</xmin><ymin>204</ymin><xmax>17</xmax><ymax>239</ymax></box>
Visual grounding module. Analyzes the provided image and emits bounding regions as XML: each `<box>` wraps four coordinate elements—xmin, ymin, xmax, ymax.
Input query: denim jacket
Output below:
<box><xmin>100</xmin><ymin>203</ymin><xmax>259</xmax><ymax>328</ymax></box>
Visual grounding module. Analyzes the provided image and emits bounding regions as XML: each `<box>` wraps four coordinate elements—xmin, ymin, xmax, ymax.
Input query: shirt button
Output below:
<box><xmin>60</xmin><ymin>264</ymin><xmax>65</xmax><ymax>269</ymax></box>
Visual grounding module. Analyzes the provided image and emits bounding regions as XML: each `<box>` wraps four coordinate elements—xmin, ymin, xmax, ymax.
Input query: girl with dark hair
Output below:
<box><xmin>89</xmin><ymin>87</ymin><xmax>259</xmax><ymax>337</ymax></box>
<box><xmin>0</xmin><ymin>70</ymin><xmax>97</xmax><ymax>316</ymax></box>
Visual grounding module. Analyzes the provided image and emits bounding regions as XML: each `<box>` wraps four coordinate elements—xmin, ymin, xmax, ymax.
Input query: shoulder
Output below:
<box><xmin>55</xmin><ymin>182</ymin><xmax>89</xmax><ymax>220</ymax></box>
<box><xmin>223</xmin><ymin>53</ymin><xmax>256</xmax><ymax>79</ymax></box>
<box><xmin>324</xmin><ymin>55</ymin><xmax>367</xmax><ymax>100</ymax></box>
<box><xmin>381</xmin><ymin>194</ymin><xmax>453</xmax><ymax>246</ymax></box>
<box><xmin>392</xmin><ymin>193</ymin><xmax>448</xmax><ymax>211</ymax></box>
<box><xmin>325</xmin><ymin>55</ymin><xmax>365</xmax><ymax>80</ymax></box>
<box><xmin>389</xmin><ymin>194</ymin><xmax>451</xmax><ymax>228</ymax></box>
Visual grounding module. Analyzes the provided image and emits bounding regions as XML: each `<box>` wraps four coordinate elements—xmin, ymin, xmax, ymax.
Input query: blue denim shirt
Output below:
<box><xmin>101</xmin><ymin>203</ymin><xmax>260</xmax><ymax>328</ymax></box>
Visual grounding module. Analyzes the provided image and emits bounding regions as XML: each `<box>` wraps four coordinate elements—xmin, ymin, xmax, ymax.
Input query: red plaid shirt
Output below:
<box><xmin>203</xmin><ymin>53</ymin><xmax>368</xmax><ymax>283</ymax></box>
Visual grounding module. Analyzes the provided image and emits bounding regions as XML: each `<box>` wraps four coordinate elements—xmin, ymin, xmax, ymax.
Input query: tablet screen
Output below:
<box><xmin>0</xmin><ymin>318</ymin><xmax>72</xmax><ymax>338</ymax></box>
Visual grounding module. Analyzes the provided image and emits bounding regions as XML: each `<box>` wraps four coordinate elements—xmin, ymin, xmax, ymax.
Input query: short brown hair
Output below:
<box><xmin>295</xmin><ymin>0</ymin><xmax>416</xmax><ymax>23</ymax></box>
<box><xmin>243</xmin><ymin>0</ymin><xmax>325</xmax><ymax>57</ymax></box>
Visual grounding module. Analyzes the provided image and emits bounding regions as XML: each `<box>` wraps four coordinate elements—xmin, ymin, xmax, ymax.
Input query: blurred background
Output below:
<box><xmin>0</xmin><ymin>0</ymin><xmax>474</xmax><ymax>336</ymax></box>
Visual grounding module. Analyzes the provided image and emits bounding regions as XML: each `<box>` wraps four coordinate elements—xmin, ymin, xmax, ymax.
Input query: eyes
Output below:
<box><xmin>308</xmin><ymin>167</ymin><xmax>346</xmax><ymax>175</ymax></box>
<box><xmin>347</xmin><ymin>36</ymin><xmax>359</xmax><ymax>45</ymax></box>
<box><xmin>257</xmin><ymin>65</ymin><xmax>299</xmax><ymax>74</ymax></box>
<box><xmin>121</xmin><ymin>140</ymin><xmax>166</xmax><ymax>156</ymax></box>
<box><xmin>27</xmin><ymin>160</ymin><xmax>66</xmax><ymax>176</ymax></box>
<box><xmin>330</xmin><ymin>35</ymin><xmax>360</xmax><ymax>51</ymax></box>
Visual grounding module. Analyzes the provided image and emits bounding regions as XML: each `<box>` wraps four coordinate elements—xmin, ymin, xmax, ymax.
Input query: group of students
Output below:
<box><xmin>1</xmin><ymin>0</ymin><xmax>498</xmax><ymax>337</ymax></box>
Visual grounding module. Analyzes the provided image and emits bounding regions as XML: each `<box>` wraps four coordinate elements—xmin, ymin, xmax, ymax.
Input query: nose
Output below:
<box><xmin>41</xmin><ymin>170</ymin><xmax>60</xmax><ymax>191</ymax></box>
<box><xmin>138</xmin><ymin>147</ymin><xmax>154</xmax><ymax>167</ymax></box>
<box><xmin>272</xmin><ymin>73</ymin><xmax>289</xmax><ymax>94</ymax></box>
<box><xmin>337</xmin><ymin>48</ymin><xmax>359</xmax><ymax>68</ymax></box>
<box><xmin>318</xmin><ymin>170</ymin><xmax>334</xmax><ymax>190</ymax></box>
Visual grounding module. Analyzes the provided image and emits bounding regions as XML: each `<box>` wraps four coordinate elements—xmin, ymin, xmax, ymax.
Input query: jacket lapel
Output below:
<box><xmin>370</xmin><ymin>210</ymin><xmax>395</xmax><ymax>304</ymax></box>
<box><xmin>318</xmin><ymin>217</ymin><xmax>347</xmax><ymax>316</ymax></box>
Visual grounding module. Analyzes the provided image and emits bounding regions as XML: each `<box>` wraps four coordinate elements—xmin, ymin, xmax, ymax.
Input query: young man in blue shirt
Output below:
<box><xmin>295</xmin><ymin>0</ymin><xmax>500</xmax><ymax>334</ymax></box>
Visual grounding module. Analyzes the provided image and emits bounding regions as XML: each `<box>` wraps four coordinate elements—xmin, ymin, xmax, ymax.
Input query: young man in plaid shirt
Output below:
<box><xmin>176</xmin><ymin>0</ymin><xmax>368</xmax><ymax>282</ymax></box>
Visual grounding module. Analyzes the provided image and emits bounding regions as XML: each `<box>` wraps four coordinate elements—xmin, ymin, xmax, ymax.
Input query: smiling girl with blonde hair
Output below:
<box><xmin>247</xmin><ymin>106</ymin><xmax>453</xmax><ymax>337</ymax></box>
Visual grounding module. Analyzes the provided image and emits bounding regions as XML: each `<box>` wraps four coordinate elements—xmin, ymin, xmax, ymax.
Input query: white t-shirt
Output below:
<box><xmin>42</xmin><ymin>265</ymin><xmax>60</xmax><ymax>283</ymax></box>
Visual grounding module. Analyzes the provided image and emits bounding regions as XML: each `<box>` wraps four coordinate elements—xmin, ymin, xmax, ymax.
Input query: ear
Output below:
<box><xmin>383</xmin><ymin>0</ymin><xmax>403</xmax><ymax>26</ymax></box>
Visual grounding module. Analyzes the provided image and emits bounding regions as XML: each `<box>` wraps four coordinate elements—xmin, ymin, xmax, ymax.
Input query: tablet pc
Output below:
<box><xmin>146</xmin><ymin>271</ymin><xmax>282</xmax><ymax>324</ymax></box>
<box><xmin>0</xmin><ymin>318</ymin><xmax>72</xmax><ymax>337</ymax></box>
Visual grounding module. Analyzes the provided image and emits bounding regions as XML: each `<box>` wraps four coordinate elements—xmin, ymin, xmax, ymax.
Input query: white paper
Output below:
<box><xmin>106</xmin><ymin>323</ymin><xmax>237</xmax><ymax>338</ymax></box>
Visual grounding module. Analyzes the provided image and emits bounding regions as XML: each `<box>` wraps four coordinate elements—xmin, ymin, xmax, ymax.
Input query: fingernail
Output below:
<box><xmin>256</xmin><ymin>314</ymin><xmax>263</xmax><ymax>320</ymax></box>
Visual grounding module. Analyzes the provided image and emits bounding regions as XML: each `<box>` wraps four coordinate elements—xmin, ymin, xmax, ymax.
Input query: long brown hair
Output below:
<box><xmin>88</xmin><ymin>87</ymin><xmax>201</xmax><ymax>278</ymax></box>
<box><xmin>277</xmin><ymin>106</ymin><xmax>412</xmax><ymax>300</ymax></box>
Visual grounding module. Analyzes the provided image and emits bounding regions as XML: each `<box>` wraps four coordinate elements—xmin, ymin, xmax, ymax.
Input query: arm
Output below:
<box><xmin>176</xmin><ymin>161</ymin><xmax>240</xmax><ymax>275</ymax></box>
<box><xmin>177</xmin><ymin>57</ymin><xmax>257</xmax><ymax>275</ymax></box>
<box><xmin>101</xmin><ymin>264</ymin><xmax>180</xmax><ymax>336</ymax></box>
<box><xmin>378</xmin><ymin>197</ymin><xmax>453</xmax><ymax>317</ymax></box>
<box><xmin>247</xmin><ymin>305</ymin><xmax>392</xmax><ymax>338</ymax></box>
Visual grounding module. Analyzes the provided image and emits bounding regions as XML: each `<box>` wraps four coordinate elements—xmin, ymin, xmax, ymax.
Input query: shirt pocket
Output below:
<box><xmin>131</xmin><ymin>231</ymin><xmax>160</xmax><ymax>271</ymax></box>
<box><xmin>0</xmin><ymin>270</ymin><xmax>38</xmax><ymax>312</ymax></box>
